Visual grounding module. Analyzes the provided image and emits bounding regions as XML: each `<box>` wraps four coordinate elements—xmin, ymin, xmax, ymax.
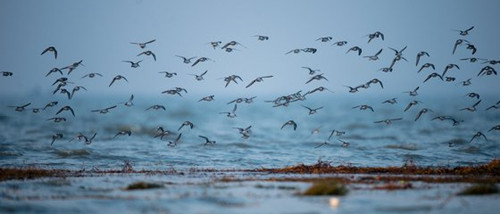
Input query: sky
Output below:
<box><xmin>0</xmin><ymin>0</ymin><xmax>499</xmax><ymax>99</ymax></box>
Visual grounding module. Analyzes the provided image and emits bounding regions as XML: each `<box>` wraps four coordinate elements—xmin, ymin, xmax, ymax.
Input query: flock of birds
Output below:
<box><xmin>2</xmin><ymin>26</ymin><xmax>500</xmax><ymax>151</ymax></box>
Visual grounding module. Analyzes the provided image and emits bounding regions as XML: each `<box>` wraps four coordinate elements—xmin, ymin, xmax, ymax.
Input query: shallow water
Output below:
<box><xmin>1</xmin><ymin>94</ymin><xmax>499</xmax><ymax>171</ymax></box>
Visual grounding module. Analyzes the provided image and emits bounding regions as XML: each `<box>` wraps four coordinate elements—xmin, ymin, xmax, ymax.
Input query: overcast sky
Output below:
<box><xmin>0</xmin><ymin>0</ymin><xmax>499</xmax><ymax>98</ymax></box>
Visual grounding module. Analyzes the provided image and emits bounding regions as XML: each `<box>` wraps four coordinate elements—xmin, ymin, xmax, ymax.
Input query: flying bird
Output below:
<box><xmin>442</xmin><ymin>64</ymin><xmax>460</xmax><ymax>76</ymax></box>
<box><xmin>159</xmin><ymin>71</ymin><xmax>177</xmax><ymax>78</ymax></box>
<box><xmin>122</xmin><ymin>60</ymin><xmax>142</xmax><ymax>68</ymax></box>
<box><xmin>305</xmin><ymin>74</ymin><xmax>328</xmax><ymax>84</ymax></box>
<box><xmin>81</xmin><ymin>72</ymin><xmax>103</xmax><ymax>79</ymax></box>
<box><xmin>302</xmin><ymin>105</ymin><xmax>323</xmax><ymax>115</ymax></box>
<box><xmin>8</xmin><ymin>103</ymin><xmax>31</xmax><ymax>112</ymax></box>
<box><xmin>364</xmin><ymin>48</ymin><xmax>383</xmax><ymax>61</ymax></box>
<box><xmin>220</xmin><ymin>104</ymin><xmax>238</xmax><ymax>118</ymax></box>
<box><xmin>414</xmin><ymin>108</ymin><xmax>433</xmax><ymax>121</ymax></box>
<box><xmin>367</xmin><ymin>31</ymin><xmax>384</xmax><ymax>43</ymax></box>
<box><xmin>109</xmin><ymin>75</ymin><xmax>128</xmax><ymax>87</ymax></box>
<box><xmin>469</xmin><ymin>131</ymin><xmax>487</xmax><ymax>143</ymax></box>
<box><xmin>418</xmin><ymin>63</ymin><xmax>435</xmax><ymax>73</ymax></box>
<box><xmin>199</xmin><ymin>135</ymin><xmax>216</xmax><ymax>145</ymax></box>
<box><xmin>423</xmin><ymin>72</ymin><xmax>443</xmax><ymax>83</ymax></box>
<box><xmin>2</xmin><ymin>71</ymin><xmax>13</xmax><ymax>76</ymax></box>
<box><xmin>281</xmin><ymin>120</ymin><xmax>297</xmax><ymax>131</ymax></box>
<box><xmin>168</xmin><ymin>133</ymin><xmax>182</xmax><ymax>147</ymax></box>
<box><xmin>56</xmin><ymin>106</ymin><xmax>75</xmax><ymax>117</ymax></box>
<box><xmin>175</xmin><ymin>55</ymin><xmax>197</xmax><ymax>64</ymax></box>
<box><xmin>316</xmin><ymin>36</ymin><xmax>332</xmax><ymax>42</ymax></box>
<box><xmin>254</xmin><ymin>35</ymin><xmax>269</xmax><ymax>41</ymax></box>
<box><xmin>51</xmin><ymin>134</ymin><xmax>63</xmax><ymax>145</ymax></box>
<box><xmin>246</xmin><ymin>75</ymin><xmax>273</xmax><ymax>88</ymax></box>
<box><xmin>137</xmin><ymin>50</ymin><xmax>156</xmax><ymax>61</ymax></box>
<box><xmin>145</xmin><ymin>104</ymin><xmax>166</xmax><ymax>111</ymax></box>
<box><xmin>352</xmin><ymin>104</ymin><xmax>374</xmax><ymax>112</ymax></box>
<box><xmin>41</xmin><ymin>46</ymin><xmax>57</xmax><ymax>59</ymax></box>
<box><xmin>374</xmin><ymin>118</ymin><xmax>403</xmax><ymax>125</ymax></box>
<box><xmin>301</xmin><ymin>67</ymin><xmax>320</xmax><ymax>75</ymax></box>
<box><xmin>460</xmin><ymin>100</ymin><xmax>481</xmax><ymax>112</ymax></box>
<box><xmin>453</xmin><ymin>26</ymin><xmax>474</xmax><ymax>36</ymax></box>
<box><xmin>130</xmin><ymin>39</ymin><xmax>156</xmax><ymax>49</ymax></box>
<box><xmin>346</xmin><ymin>46</ymin><xmax>362</xmax><ymax>55</ymax></box>
<box><xmin>178</xmin><ymin>121</ymin><xmax>194</xmax><ymax>131</ymax></box>
<box><xmin>91</xmin><ymin>105</ymin><xmax>117</xmax><ymax>114</ymax></box>
<box><xmin>113</xmin><ymin>130</ymin><xmax>132</xmax><ymax>139</ymax></box>
<box><xmin>198</xmin><ymin>95</ymin><xmax>215</xmax><ymax>102</ymax></box>
<box><xmin>192</xmin><ymin>57</ymin><xmax>213</xmax><ymax>67</ymax></box>
<box><xmin>415</xmin><ymin>51</ymin><xmax>430</xmax><ymax>67</ymax></box>
<box><xmin>190</xmin><ymin>70</ymin><xmax>208</xmax><ymax>81</ymax></box>
<box><xmin>46</xmin><ymin>68</ymin><xmax>63</xmax><ymax>77</ymax></box>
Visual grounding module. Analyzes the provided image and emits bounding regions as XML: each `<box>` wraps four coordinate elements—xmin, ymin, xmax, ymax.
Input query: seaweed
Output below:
<box><xmin>124</xmin><ymin>182</ymin><xmax>163</xmax><ymax>190</ymax></box>
<box><xmin>458</xmin><ymin>183</ymin><xmax>499</xmax><ymax>195</ymax></box>
<box><xmin>303</xmin><ymin>180</ymin><xmax>348</xmax><ymax>196</ymax></box>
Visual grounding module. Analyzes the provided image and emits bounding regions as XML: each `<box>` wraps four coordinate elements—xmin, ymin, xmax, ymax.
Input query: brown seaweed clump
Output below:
<box><xmin>303</xmin><ymin>180</ymin><xmax>348</xmax><ymax>196</ymax></box>
<box><xmin>0</xmin><ymin>168</ymin><xmax>71</xmax><ymax>181</ymax></box>
<box><xmin>259</xmin><ymin>159</ymin><xmax>500</xmax><ymax>176</ymax></box>
<box><xmin>458</xmin><ymin>183</ymin><xmax>499</xmax><ymax>195</ymax></box>
<box><xmin>124</xmin><ymin>182</ymin><xmax>163</xmax><ymax>190</ymax></box>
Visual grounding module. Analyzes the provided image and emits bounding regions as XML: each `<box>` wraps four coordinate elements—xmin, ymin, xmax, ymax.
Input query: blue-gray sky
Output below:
<box><xmin>1</xmin><ymin>0</ymin><xmax>499</xmax><ymax>98</ymax></box>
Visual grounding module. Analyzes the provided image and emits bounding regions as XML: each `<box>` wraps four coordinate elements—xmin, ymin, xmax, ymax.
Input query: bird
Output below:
<box><xmin>47</xmin><ymin>117</ymin><xmax>66</xmax><ymax>123</ymax></box>
<box><xmin>404</xmin><ymin>86</ymin><xmax>420</xmax><ymax>96</ymax></box>
<box><xmin>363</xmin><ymin>49</ymin><xmax>383</xmax><ymax>61</ymax></box>
<box><xmin>366</xmin><ymin>78</ymin><xmax>384</xmax><ymax>88</ymax></box>
<box><xmin>352</xmin><ymin>104</ymin><xmax>374</xmax><ymax>112</ymax></box>
<box><xmin>81</xmin><ymin>73</ymin><xmax>103</xmax><ymax>79</ymax></box>
<box><xmin>461</xmin><ymin>57</ymin><xmax>486</xmax><ymax>63</ymax></box>
<box><xmin>423</xmin><ymin>72</ymin><xmax>443</xmax><ymax>83</ymax></box>
<box><xmin>145</xmin><ymin>104</ymin><xmax>166</xmax><ymax>111</ymax></box>
<box><xmin>162</xmin><ymin>89</ymin><xmax>183</xmax><ymax>97</ymax></box>
<box><xmin>130</xmin><ymin>39</ymin><xmax>156</xmax><ymax>49</ymax></box>
<box><xmin>460</xmin><ymin>100</ymin><xmax>481</xmax><ymax>112</ymax></box>
<box><xmin>374</xmin><ymin>118</ymin><xmax>403</xmax><ymax>125</ymax></box>
<box><xmin>460</xmin><ymin>78</ymin><xmax>472</xmax><ymax>86</ymax></box>
<box><xmin>221</xmin><ymin>41</ymin><xmax>247</xmax><ymax>49</ymax></box>
<box><xmin>328</xmin><ymin>130</ymin><xmax>346</xmax><ymax>140</ymax></box>
<box><xmin>122</xmin><ymin>94</ymin><xmax>134</xmax><ymax>107</ymax></box>
<box><xmin>91</xmin><ymin>105</ymin><xmax>117</xmax><ymax>114</ymax></box>
<box><xmin>175</xmin><ymin>55</ymin><xmax>197</xmax><ymax>64</ymax></box>
<box><xmin>190</xmin><ymin>70</ymin><xmax>208</xmax><ymax>81</ymax></box>
<box><xmin>301</xmin><ymin>67</ymin><xmax>320</xmax><ymax>75</ymax></box>
<box><xmin>338</xmin><ymin>139</ymin><xmax>350</xmax><ymax>147</ymax></box>
<box><xmin>281</xmin><ymin>120</ymin><xmax>297</xmax><ymax>131</ymax></box>
<box><xmin>469</xmin><ymin>131</ymin><xmax>487</xmax><ymax>143</ymax></box>
<box><xmin>122</xmin><ymin>60</ymin><xmax>142</xmax><ymax>68</ymax></box>
<box><xmin>220</xmin><ymin>104</ymin><xmax>237</xmax><ymax>118</ymax></box>
<box><xmin>285</xmin><ymin>49</ymin><xmax>302</xmax><ymax>54</ymax></box>
<box><xmin>159</xmin><ymin>71</ymin><xmax>177</xmax><ymax>78</ymax></box>
<box><xmin>244</xmin><ymin>96</ymin><xmax>257</xmax><ymax>103</ymax></box>
<box><xmin>442</xmin><ymin>64</ymin><xmax>460</xmax><ymax>76</ymax></box>
<box><xmin>30</xmin><ymin>107</ymin><xmax>42</xmax><ymax>113</ymax></box>
<box><xmin>198</xmin><ymin>95</ymin><xmax>215</xmax><ymax>102</ymax></box>
<box><xmin>316</xmin><ymin>36</ymin><xmax>332</xmax><ymax>42</ymax></box>
<box><xmin>305</xmin><ymin>74</ymin><xmax>328</xmax><ymax>84</ymax></box>
<box><xmin>192</xmin><ymin>57</ymin><xmax>213</xmax><ymax>67</ymax></box>
<box><xmin>70</xmin><ymin>86</ymin><xmax>87</xmax><ymax>99</ymax></box>
<box><xmin>154</xmin><ymin>127</ymin><xmax>171</xmax><ymax>139</ymax></box>
<box><xmin>234</xmin><ymin>125</ymin><xmax>252</xmax><ymax>138</ymax></box>
<box><xmin>56</xmin><ymin>106</ymin><xmax>75</xmax><ymax>117</ymax></box>
<box><xmin>223</xmin><ymin>75</ymin><xmax>243</xmax><ymax>87</ymax></box>
<box><xmin>2</xmin><ymin>71</ymin><xmax>13</xmax><ymax>76</ymax></box>
<box><xmin>465</xmin><ymin>92</ymin><xmax>480</xmax><ymax>99</ymax></box>
<box><xmin>488</xmin><ymin>125</ymin><xmax>500</xmax><ymax>132</ymax></box>
<box><xmin>332</xmin><ymin>41</ymin><xmax>348</xmax><ymax>46</ymax></box>
<box><xmin>452</xmin><ymin>39</ymin><xmax>469</xmax><ymax>54</ymax></box>
<box><xmin>344</xmin><ymin>85</ymin><xmax>363</xmax><ymax>93</ymax></box>
<box><xmin>302</xmin><ymin>105</ymin><xmax>323</xmax><ymax>115</ymax></box>
<box><xmin>168</xmin><ymin>133</ymin><xmax>182</xmax><ymax>147</ymax></box>
<box><xmin>254</xmin><ymin>35</ymin><xmax>269</xmax><ymax>41</ymax></box>
<box><xmin>404</xmin><ymin>100</ymin><xmax>421</xmax><ymax>112</ymax></box>
<box><xmin>61</xmin><ymin>60</ymin><xmax>84</xmax><ymax>75</ymax></box>
<box><xmin>302</xmin><ymin>48</ymin><xmax>317</xmax><ymax>54</ymax></box>
<box><xmin>382</xmin><ymin>98</ymin><xmax>397</xmax><ymax>104</ymax></box>
<box><xmin>445</xmin><ymin>77</ymin><xmax>456</xmax><ymax>82</ymax></box>
<box><xmin>109</xmin><ymin>75</ymin><xmax>128</xmax><ymax>87</ymax></box>
<box><xmin>8</xmin><ymin>103</ymin><xmax>31</xmax><ymax>112</ymax></box>
<box><xmin>41</xmin><ymin>46</ymin><xmax>57</xmax><ymax>59</ymax></box>
<box><xmin>485</xmin><ymin>101</ymin><xmax>500</xmax><ymax>111</ymax></box>
<box><xmin>199</xmin><ymin>135</ymin><xmax>216</xmax><ymax>145</ymax></box>
<box><xmin>178</xmin><ymin>121</ymin><xmax>194</xmax><ymax>131</ymax></box>
<box><xmin>414</xmin><ymin>108</ymin><xmax>433</xmax><ymax>121</ymax></box>
<box><xmin>137</xmin><ymin>50</ymin><xmax>156</xmax><ymax>61</ymax></box>
<box><xmin>453</xmin><ymin>26</ymin><xmax>474</xmax><ymax>36</ymax></box>
<box><xmin>477</xmin><ymin>66</ymin><xmax>497</xmax><ymax>76</ymax></box>
<box><xmin>304</xmin><ymin>86</ymin><xmax>334</xmax><ymax>96</ymax></box>
<box><xmin>367</xmin><ymin>31</ymin><xmax>384</xmax><ymax>43</ymax></box>
<box><xmin>46</xmin><ymin>68</ymin><xmax>63</xmax><ymax>77</ymax></box>
<box><xmin>466</xmin><ymin>44</ymin><xmax>477</xmax><ymax>55</ymax></box>
<box><xmin>246</xmin><ymin>75</ymin><xmax>273</xmax><ymax>88</ymax></box>
<box><xmin>43</xmin><ymin>101</ymin><xmax>58</xmax><ymax>110</ymax></box>
<box><xmin>208</xmin><ymin>41</ymin><xmax>222</xmax><ymax>49</ymax></box>
<box><xmin>346</xmin><ymin>46</ymin><xmax>362</xmax><ymax>55</ymax></box>
<box><xmin>415</xmin><ymin>51</ymin><xmax>430</xmax><ymax>67</ymax></box>
<box><xmin>378</xmin><ymin>67</ymin><xmax>393</xmax><ymax>73</ymax></box>
<box><xmin>418</xmin><ymin>63</ymin><xmax>435</xmax><ymax>73</ymax></box>
<box><xmin>51</xmin><ymin>134</ymin><xmax>63</xmax><ymax>145</ymax></box>
<box><xmin>113</xmin><ymin>130</ymin><xmax>131</xmax><ymax>139</ymax></box>
<box><xmin>83</xmin><ymin>133</ymin><xmax>97</xmax><ymax>145</ymax></box>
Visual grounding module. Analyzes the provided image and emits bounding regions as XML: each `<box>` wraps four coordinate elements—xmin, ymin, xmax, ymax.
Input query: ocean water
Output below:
<box><xmin>1</xmin><ymin>93</ymin><xmax>499</xmax><ymax>171</ymax></box>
